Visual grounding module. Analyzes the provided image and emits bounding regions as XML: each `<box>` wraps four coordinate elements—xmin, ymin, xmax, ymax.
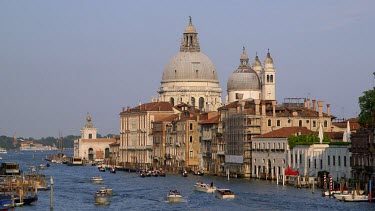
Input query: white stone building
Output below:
<box><xmin>289</xmin><ymin>144</ymin><xmax>351</xmax><ymax>180</ymax></box>
<box><xmin>158</xmin><ymin>17</ymin><xmax>222</xmax><ymax>111</ymax></box>
<box><xmin>74</xmin><ymin>114</ymin><xmax>116</xmax><ymax>161</ymax></box>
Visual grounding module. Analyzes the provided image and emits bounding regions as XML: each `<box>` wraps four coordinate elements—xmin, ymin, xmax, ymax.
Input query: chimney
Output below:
<box><xmin>326</xmin><ymin>103</ymin><xmax>331</xmax><ymax>116</ymax></box>
<box><xmin>261</xmin><ymin>101</ymin><xmax>266</xmax><ymax>116</ymax></box>
<box><xmin>272</xmin><ymin>100</ymin><xmax>276</xmax><ymax>117</ymax></box>
<box><xmin>312</xmin><ymin>100</ymin><xmax>316</xmax><ymax>111</ymax></box>
<box><xmin>317</xmin><ymin>101</ymin><xmax>323</xmax><ymax>117</ymax></box>
<box><xmin>304</xmin><ymin>99</ymin><xmax>307</xmax><ymax>108</ymax></box>
<box><xmin>254</xmin><ymin>99</ymin><xmax>260</xmax><ymax>115</ymax></box>
<box><xmin>307</xmin><ymin>98</ymin><xmax>311</xmax><ymax>109</ymax></box>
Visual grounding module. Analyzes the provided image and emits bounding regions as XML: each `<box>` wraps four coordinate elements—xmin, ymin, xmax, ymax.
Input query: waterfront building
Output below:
<box><xmin>119</xmin><ymin>102</ymin><xmax>175</xmax><ymax>170</ymax></box>
<box><xmin>73</xmin><ymin>114</ymin><xmax>116</xmax><ymax>161</ymax></box>
<box><xmin>157</xmin><ymin>17</ymin><xmax>222</xmax><ymax>112</ymax></box>
<box><xmin>227</xmin><ymin>48</ymin><xmax>275</xmax><ymax>103</ymax></box>
<box><xmin>199</xmin><ymin>112</ymin><xmax>220</xmax><ymax>174</ymax></box>
<box><xmin>252</xmin><ymin>127</ymin><xmax>311</xmax><ymax>179</ymax></box>
<box><xmin>289</xmin><ymin>143</ymin><xmax>352</xmax><ymax>181</ymax></box>
<box><xmin>350</xmin><ymin>112</ymin><xmax>375</xmax><ymax>184</ymax></box>
<box><xmin>219</xmin><ymin>98</ymin><xmax>335</xmax><ymax>178</ymax></box>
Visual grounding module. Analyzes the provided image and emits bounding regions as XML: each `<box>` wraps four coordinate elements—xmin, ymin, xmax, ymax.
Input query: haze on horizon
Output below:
<box><xmin>0</xmin><ymin>1</ymin><xmax>374</xmax><ymax>139</ymax></box>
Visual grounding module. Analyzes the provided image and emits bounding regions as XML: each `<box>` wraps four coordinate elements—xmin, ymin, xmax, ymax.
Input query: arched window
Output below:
<box><xmin>324</xmin><ymin>120</ymin><xmax>328</xmax><ymax>127</ymax></box>
<box><xmin>268</xmin><ymin>119</ymin><xmax>271</xmax><ymax>126</ymax></box>
<box><xmin>170</xmin><ymin>97</ymin><xmax>174</xmax><ymax>107</ymax></box>
<box><xmin>277</xmin><ymin>120</ymin><xmax>281</xmax><ymax>126</ymax></box>
<box><xmin>270</xmin><ymin>75</ymin><xmax>273</xmax><ymax>83</ymax></box>
<box><xmin>267</xmin><ymin>75</ymin><xmax>270</xmax><ymax>82</ymax></box>
<box><xmin>313</xmin><ymin>121</ymin><xmax>316</xmax><ymax>127</ymax></box>
<box><xmin>88</xmin><ymin>148</ymin><xmax>94</xmax><ymax>160</ymax></box>
<box><xmin>191</xmin><ymin>97</ymin><xmax>195</xmax><ymax>107</ymax></box>
<box><xmin>199</xmin><ymin>97</ymin><xmax>204</xmax><ymax>110</ymax></box>
<box><xmin>189</xmin><ymin>136</ymin><xmax>193</xmax><ymax>143</ymax></box>
<box><xmin>299</xmin><ymin>120</ymin><xmax>302</xmax><ymax>127</ymax></box>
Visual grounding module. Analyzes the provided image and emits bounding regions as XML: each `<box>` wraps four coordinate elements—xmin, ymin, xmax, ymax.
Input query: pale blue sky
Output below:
<box><xmin>0</xmin><ymin>1</ymin><xmax>374</xmax><ymax>138</ymax></box>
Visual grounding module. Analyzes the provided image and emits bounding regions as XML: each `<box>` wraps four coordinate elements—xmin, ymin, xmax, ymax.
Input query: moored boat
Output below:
<box><xmin>91</xmin><ymin>176</ymin><xmax>103</xmax><ymax>184</ymax></box>
<box><xmin>216</xmin><ymin>189</ymin><xmax>235</xmax><ymax>199</ymax></box>
<box><xmin>0</xmin><ymin>148</ymin><xmax>7</xmax><ymax>154</ymax></box>
<box><xmin>167</xmin><ymin>190</ymin><xmax>183</xmax><ymax>203</ymax></box>
<box><xmin>194</xmin><ymin>181</ymin><xmax>216</xmax><ymax>193</ymax></box>
<box><xmin>182</xmin><ymin>170</ymin><xmax>188</xmax><ymax>177</ymax></box>
<box><xmin>109</xmin><ymin>166</ymin><xmax>116</xmax><ymax>174</ymax></box>
<box><xmin>336</xmin><ymin>194</ymin><xmax>369</xmax><ymax>202</ymax></box>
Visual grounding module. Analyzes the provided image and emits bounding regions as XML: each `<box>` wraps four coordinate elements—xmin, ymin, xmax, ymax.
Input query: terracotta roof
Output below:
<box><xmin>218</xmin><ymin>101</ymin><xmax>239</xmax><ymax>109</ymax></box>
<box><xmin>121</xmin><ymin>102</ymin><xmax>173</xmax><ymax>114</ymax></box>
<box><xmin>332</xmin><ymin>120</ymin><xmax>361</xmax><ymax>130</ymax></box>
<box><xmin>199</xmin><ymin>115</ymin><xmax>219</xmax><ymax>124</ymax></box>
<box><xmin>254</xmin><ymin>127</ymin><xmax>313</xmax><ymax>138</ymax></box>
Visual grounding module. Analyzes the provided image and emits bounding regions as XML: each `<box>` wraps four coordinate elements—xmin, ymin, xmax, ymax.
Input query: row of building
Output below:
<box><xmin>73</xmin><ymin>18</ymin><xmax>373</xmax><ymax>185</ymax></box>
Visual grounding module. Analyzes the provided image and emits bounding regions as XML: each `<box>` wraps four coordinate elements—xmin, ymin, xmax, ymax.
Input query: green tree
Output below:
<box><xmin>288</xmin><ymin>133</ymin><xmax>330</xmax><ymax>149</ymax></box>
<box><xmin>358</xmin><ymin>87</ymin><xmax>375</xmax><ymax>126</ymax></box>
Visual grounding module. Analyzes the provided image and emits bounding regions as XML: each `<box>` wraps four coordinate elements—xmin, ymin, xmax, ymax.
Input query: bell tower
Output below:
<box><xmin>262</xmin><ymin>49</ymin><xmax>276</xmax><ymax>100</ymax></box>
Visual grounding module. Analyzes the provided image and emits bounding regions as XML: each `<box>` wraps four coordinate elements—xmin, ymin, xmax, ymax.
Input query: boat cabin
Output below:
<box><xmin>0</xmin><ymin>162</ymin><xmax>20</xmax><ymax>175</ymax></box>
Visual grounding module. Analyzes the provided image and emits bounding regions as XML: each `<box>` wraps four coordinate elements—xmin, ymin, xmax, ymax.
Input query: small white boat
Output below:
<box><xmin>91</xmin><ymin>176</ymin><xmax>103</xmax><ymax>184</ymax></box>
<box><xmin>216</xmin><ymin>189</ymin><xmax>235</xmax><ymax>199</ymax></box>
<box><xmin>39</xmin><ymin>164</ymin><xmax>46</xmax><ymax>169</ymax></box>
<box><xmin>194</xmin><ymin>182</ymin><xmax>217</xmax><ymax>193</ymax></box>
<box><xmin>336</xmin><ymin>194</ymin><xmax>369</xmax><ymax>202</ymax></box>
<box><xmin>100</xmin><ymin>186</ymin><xmax>112</xmax><ymax>195</ymax></box>
<box><xmin>94</xmin><ymin>189</ymin><xmax>110</xmax><ymax>205</ymax></box>
<box><xmin>0</xmin><ymin>148</ymin><xmax>7</xmax><ymax>154</ymax></box>
<box><xmin>167</xmin><ymin>190</ymin><xmax>183</xmax><ymax>203</ymax></box>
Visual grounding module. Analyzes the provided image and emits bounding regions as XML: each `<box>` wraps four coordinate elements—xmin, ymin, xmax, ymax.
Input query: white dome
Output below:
<box><xmin>162</xmin><ymin>52</ymin><xmax>218</xmax><ymax>82</ymax></box>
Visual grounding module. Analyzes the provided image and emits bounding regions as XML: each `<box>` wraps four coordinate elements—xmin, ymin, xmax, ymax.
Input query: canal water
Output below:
<box><xmin>2</xmin><ymin>150</ymin><xmax>374</xmax><ymax>211</ymax></box>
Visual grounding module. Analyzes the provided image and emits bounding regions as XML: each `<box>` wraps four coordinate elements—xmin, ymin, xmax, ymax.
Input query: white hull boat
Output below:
<box><xmin>216</xmin><ymin>189</ymin><xmax>235</xmax><ymax>199</ymax></box>
<box><xmin>91</xmin><ymin>176</ymin><xmax>103</xmax><ymax>184</ymax></box>
<box><xmin>94</xmin><ymin>191</ymin><xmax>110</xmax><ymax>205</ymax></box>
<box><xmin>167</xmin><ymin>191</ymin><xmax>183</xmax><ymax>203</ymax></box>
<box><xmin>194</xmin><ymin>182</ymin><xmax>216</xmax><ymax>193</ymax></box>
<box><xmin>336</xmin><ymin>194</ymin><xmax>369</xmax><ymax>202</ymax></box>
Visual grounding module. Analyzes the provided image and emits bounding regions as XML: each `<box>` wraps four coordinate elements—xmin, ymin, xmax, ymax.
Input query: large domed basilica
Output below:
<box><xmin>158</xmin><ymin>17</ymin><xmax>222</xmax><ymax>111</ymax></box>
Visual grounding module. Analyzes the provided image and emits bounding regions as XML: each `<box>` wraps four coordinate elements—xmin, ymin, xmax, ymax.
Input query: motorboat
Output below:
<box><xmin>100</xmin><ymin>186</ymin><xmax>113</xmax><ymax>196</ymax></box>
<box><xmin>98</xmin><ymin>167</ymin><xmax>105</xmax><ymax>172</ymax></box>
<box><xmin>194</xmin><ymin>182</ymin><xmax>217</xmax><ymax>193</ymax></box>
<box><xmin>0</xmin><ymin>148</ymin><xmax>7</xmax><ymax>154</ymax></box>
<box><xmin>336</xmin><ymin>193</ymin><xmax>369</xmax><ymax>202</ymax></box>
<box><xmin>216</xmin><ymin>189</ymin><xmax>235</xmax><ymax>199</ymax></box>
<box><xmin>322</xmin><ymin>187</ymin><xmax>349</xmax><ymax>197</ymax></box>
<box><xmin>182</xmin><ymin>170</ymin><xmax>188</xmax><ymax>177</ymax></box>
<box><xmin>46</xmin><ymin>163</ymin><xmax>50</xmax><ymax>167</ymax></box>
<box><xmin>94</xmin><ymin>189</ymin><xmax>110</xmax><ymax>205</ymax></box>
<box><xmin>39</xmin><ymin>164</ymin><xmax>46</xmax><ymax>169</ymax></box>
<box><xmin>140</xmin><ymin>171</ymin><xmax>146</xmax><ymax>177</ymax></box>
<box><xmin>193</xmin><ymin>170</ymin><xmax>204</xmax><ymax>176</ymax></box>
<box><xmin>91</xmin><ymin>176</ymin><xmax>103</xmax><ymax>184</ymax></box>
<box><xmin>158</xmin><ymin>171</ymin><xmax>166</xmax><ymax>177</ymax></box>
<box><xmin>167</xmin><ymin>190</ymin><xmax>183</xmax><ymax>203</ymax></box>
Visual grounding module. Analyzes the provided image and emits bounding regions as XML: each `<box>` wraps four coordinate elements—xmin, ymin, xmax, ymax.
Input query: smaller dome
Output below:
<box><xmin>184</xmin><ymin>16</ymin><xmax>197</xmax><ymax>33</ymax></box>
<box><xmin>264</xmin><ymin>50</ymin><xmax>274</xmax><ymax>64</ymax></box>
<box><xmin>253</xmin><ymin>54</ymin><xmax>261</xmax><ymax>67</ymax></box>
<box><xmin>227</xmin><ymin>67</ymin><xmax>261</xmax><ymax>91</ymax></box>
<box><xmin>240</xmin><ymin>47</ymin><xmax>248</xmax><ymax>60</ymax></box>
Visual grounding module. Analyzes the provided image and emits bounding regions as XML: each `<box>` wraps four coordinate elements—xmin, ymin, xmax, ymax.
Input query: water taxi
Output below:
<box><xmin>216</xmin><ymin>189</ymin><xmax>235</xmax><ymax>199</ymax></box>
<box><xmin>67</xmin><ymin>157</ymin><xmax>84</xmax><ymax>166</ymax></box>
<box><xmin>91</xmin><ymin>176</ymin><xmax>103</xmax><ymax>184</ymax></box>
<box><xmin>94</xmin><ymin>189</ymin><xmax>110</xmax><ymax>205</ymax></box>
<box><xmin>167</xmin><ymin>190</ymin><xmax>183</xmax><ymax>203</ymax></box>
<box><xmin>194</xmin><ymin>182</ymin><xmax>216</xmax><ymax>193</ymax></box>
<box><xmin>336</xmin><ymin>193</ymin><xmax>369</xmax><ymax>202</ymax></box>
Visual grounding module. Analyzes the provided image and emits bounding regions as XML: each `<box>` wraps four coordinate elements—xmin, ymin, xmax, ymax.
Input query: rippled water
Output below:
<box><xmin>2</xmin><ymin>150</ymin><xmax>374</xmax><ymax>211</ymax></box>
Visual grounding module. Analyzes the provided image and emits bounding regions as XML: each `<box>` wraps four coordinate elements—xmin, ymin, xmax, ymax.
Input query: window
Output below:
<box><xmin>328</xmin><ymin>155</ymin><xmax>330</xmax><ymax>166</ymax></box>
<box><xmin>295</xmin><ymin>154</ymin><xmax>297</xmax><ymax>164</ymax></box>
<box><xmin>344</xmin><ymin>156</ymin><xmax>347</xmax><ymax>167</ymax></box>
<box><xmin>199</xmin><ymin>97</ymin><xmax>205</xmax><ymax>110</ymax></box>
<box><xmin>89</xmin><ymin>134</ymin><xmax>92</xmax><ymax>139</ymax></box>
<box><xmin>270</xmin><ymin>75</ymin><xmax>274</xmax><ymax>83</ymax></box>
<box><xmin>189</xmin><ymin>123</ymin><xmax>193</xmax><ymax>130</ymax></box>
<box><xmin>267</xmin><ymin>75</ymin><xmax>270</xmax><ymax>82</ymax></box>
<box><xmin>254</xmin><ymin>159</ymin><xmax>256</xmax><ymax>163</ymax></box>
<box><xmin>191</xmin><ymin>97</ymin><xmax>195</xmax><ymax>107</ymax></box>
<box><xmin>299</xmin><ymin>120</ymin><xmax>302</xmax><ymax>127</ymax></box>
<box><xmin>277</xmin><ymin>120</ymin><xmax>280</xmax><ymax>126</ymax></box>
<box><xmin>324</xmin><ymin>120</ymin><xmax>328</xmax><ymax>127</ymax></box>
<box><xmin>320</xmin><ymin>159</ymin><xmax>323</xmax><ymax>169</ymax></box>
<box><xmin>314</xmin><ymin>159</ymin><xmax>316</xmax><ymax>169</ymax></box>
<box><xmin>268</xmin><ymin>119</ymin><xmax>271</xmax><ymax>126</ymax></box>
<box><xmin>170</xmin><ymin>97</ymin><xmax>175</xmax><ymax>106</ymax></box>
<box><xmin>338</xmin><ymin>156</ymin><xmax>341</xmax><ymax>166</ymax></box>
<box><xmin>333</xmin><ymin>156</ymin><xmax>336</xmax><ymax>166</ymax></box>
<box><xmin>313</xmin><ymin>121</ymin><xmax>316</xmax><ymax>127</ymax></box>
<box><xmin>308</xmin><ymin>159</ymin><xmax>311</xmax><ymax>168</ymax></box>
<box><xmin>300</xmin><ymin>154</ymin><xmax>302</xmax><ymax>164</ymax></box>
<box><xmin>189</xmin><ymin>136</ymin><xmax>193</xmax><ymax>143</ymax></box>
<box><xmin>254</xmin><ymin>143</ymin><xmax>256</xmax><ymax>149</ymax></box>
<box><xmin>189</xmin><ymin>150</ymin><xmax>193</xmax><ymax>158</ymax></box>
<box><xmin>291</xmin><ymin>154</ymin><xmax>293</xmax><ymax>164</ymax></box>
